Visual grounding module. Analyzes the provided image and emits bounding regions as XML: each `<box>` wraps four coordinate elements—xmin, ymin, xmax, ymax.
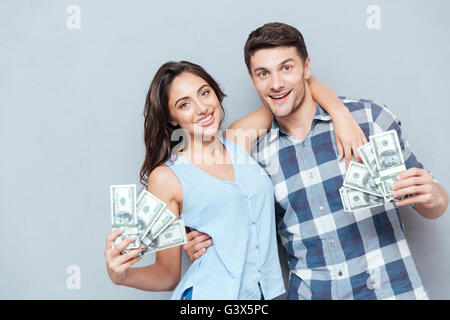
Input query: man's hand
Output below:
<box><xmin>183</xmin><ymin>230</ymin><xmax>213</xmax><ymax>262</ymax></box>
<box><xmin>392</xmin><ymin>168</ymin><xmax>445</xmax><ymax>211</ymax></box>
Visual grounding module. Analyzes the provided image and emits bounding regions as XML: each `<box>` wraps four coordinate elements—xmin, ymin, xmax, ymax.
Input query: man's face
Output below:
<box><xmin>249</xmin><ymin>46</ymin><xmax>310</xmax><ymax>118</ymax></box>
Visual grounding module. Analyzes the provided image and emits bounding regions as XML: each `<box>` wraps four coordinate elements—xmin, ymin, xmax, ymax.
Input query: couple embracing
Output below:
<box><xmin>104</xmin><ymin>22</ymin><xmax>448</xmax><ymax>300</ymax></box>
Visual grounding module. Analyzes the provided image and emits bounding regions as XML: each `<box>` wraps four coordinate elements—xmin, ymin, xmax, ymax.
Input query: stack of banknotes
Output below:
<box><xmin>109</xmin><ymin>184</ymin><xmax>187</xmax><ymax>254</ymax></box>
<box><xmin>340</xmin><ymin>129</ymin><xmax>407</xmax><ymax>212</ymax></box>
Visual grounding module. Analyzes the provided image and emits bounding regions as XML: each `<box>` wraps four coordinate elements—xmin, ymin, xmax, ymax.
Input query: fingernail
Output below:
<box><xmin>337</xmin><ymin>155</ymin><xmax>341</xmax><ymax>161</ymax></box>
<box><xmin>130</xmin><ymin>235</ymin><xmax>136</xmax><ymax>241</ymax></box>
<box><xmin>139</xmin><ymin>253</ymin><xmax>144</xmax><ymax>258</ymax></box>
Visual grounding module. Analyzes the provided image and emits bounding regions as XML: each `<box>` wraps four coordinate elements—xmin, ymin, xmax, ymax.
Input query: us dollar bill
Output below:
<box><xmin>110</xmin><ymin>184</ymin><xmax>139</xmax><ymax>250</ymax></box>
<box><xmin>143</xmin><ymin>219</ymin><xmax>188</xmax><ymax>254</ymax></box>
<box><xmin>136</xmin><ymin>189</ymin><xmax>166</xmax><ymax>240</ymax></box>
<box><xmin>370</xmin><ymin>130</ymin><xmax>406</xmax><ymax>200</ymax></box>
<box><xmin>357</xmin><ymin>142</ymin><xmax>381</xmax><ymax>187</ymax></box>
<box><xmin>141</xmin><ymin>207</ymin><xmax>177</xmax><ymax>248</ymax></box>
<box><xmin>343</xmin><ymin>161</ymin><xmax>383</xmax><ymax>197</ymax></box>
<box><xmin>339</xmin><ymin>188</ymin><xmax>350</xmax><ymax>212</ymax></box>
<box><xmin>339</xmin><ymin>186</ymin><xmax>384</xmax><ymax>212</ymax></box>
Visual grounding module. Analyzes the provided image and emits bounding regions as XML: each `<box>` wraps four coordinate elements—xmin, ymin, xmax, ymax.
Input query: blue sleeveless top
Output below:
<box><xmin>166</xmin><ymin>136</ymin><xmax>285</xmax><ymax>300</ymax></box>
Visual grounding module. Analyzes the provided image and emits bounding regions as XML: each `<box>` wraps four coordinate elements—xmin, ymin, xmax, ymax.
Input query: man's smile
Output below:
<box><xmin>268</xmin><ymin>90</ymin><xmax>292</xmax><ymax>104</ymax></box>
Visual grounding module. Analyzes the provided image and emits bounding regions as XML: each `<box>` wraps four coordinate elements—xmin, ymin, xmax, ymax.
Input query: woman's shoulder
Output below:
<box><xmin>147</xmin><ymin>164</ymin><xmax>182</xmax><ymax>207</ymax></box>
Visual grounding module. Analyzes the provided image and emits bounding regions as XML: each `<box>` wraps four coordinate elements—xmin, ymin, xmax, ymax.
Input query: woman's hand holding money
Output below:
<box><xmin>105</xmin><ymin>229</ymin><xmax>144</xmax><ymax>285</ymax></box>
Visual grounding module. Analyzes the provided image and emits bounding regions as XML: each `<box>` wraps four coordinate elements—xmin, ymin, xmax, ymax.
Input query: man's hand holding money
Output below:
<box><xmin>392</xmin><ymin>168</ymin><xmax>448</xmax><ymax>217</ymax></box>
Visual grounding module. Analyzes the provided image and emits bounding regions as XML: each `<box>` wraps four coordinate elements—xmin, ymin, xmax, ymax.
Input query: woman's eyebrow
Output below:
<box><xmin>174</xmin><ymin>85</ymin><xmax>209</xmax><ymax>106</ymax></box>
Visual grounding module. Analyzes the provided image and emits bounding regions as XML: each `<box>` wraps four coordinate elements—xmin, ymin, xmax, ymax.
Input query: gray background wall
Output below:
<box><xmin>0</xmin><ymin>0</ymin><xmax>449</xmax><ymax>299</ymax></box>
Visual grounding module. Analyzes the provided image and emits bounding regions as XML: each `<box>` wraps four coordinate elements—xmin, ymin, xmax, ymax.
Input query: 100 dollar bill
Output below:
<box><xmin>136</xmin><ymin>189</ymin><xmax>166</xmax><ymax>241</ymax></box>
<box><xmin>343</xmin><ymin>161</ymin><xmax>383</xmax><ymax>197</ymax></box>
<box><xmin>141</xmin><ymin>207</ymin><xmax>177</xmax><ymax>248</ymax></box>
<box><xmin>143</xmin><ymin>220</ymin><xmax>187</xmax><ymax>255</ymax></box>
<box><xmin>357</xmin><ymin>142</ymin><xmax>381</xmax><ymax>186</ymax></box>
<box><xmin>340</xmin><ymin>186</ymin><xmax>384</xmax><ymax>212</ymax></box>
<box><xmin>110</xmin><ymin>184</ymin><xmax>139</xmax><ymax>250</ymax></box>
<box><xmin>370</xmin><ymin>130</ymin><xmax>406</xmax><ymax>200</ymax></box>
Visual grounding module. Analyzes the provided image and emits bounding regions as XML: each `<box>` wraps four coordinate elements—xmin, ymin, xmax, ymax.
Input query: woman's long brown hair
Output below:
<box><xmin>140</xmin><ymin>61</ymin><xmax>226</xmax><ymax>188</ymax></box>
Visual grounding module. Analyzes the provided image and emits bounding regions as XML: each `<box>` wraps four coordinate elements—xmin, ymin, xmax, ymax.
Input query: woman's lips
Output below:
<box><xmin>268</xmin><ymin>90</ymin><xmax>291</xmax><ymax>104</ymax></box>
<box><xmin>195</xmin><ymin>112</ymin><xmax>215</xmax><ymax>127</ymax></box>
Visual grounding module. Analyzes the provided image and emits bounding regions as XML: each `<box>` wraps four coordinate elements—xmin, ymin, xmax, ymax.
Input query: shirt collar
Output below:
<box><xmin>267</xmin><ymin>103</ymin><xmax>331</xmax><ymax>144</ymax></box>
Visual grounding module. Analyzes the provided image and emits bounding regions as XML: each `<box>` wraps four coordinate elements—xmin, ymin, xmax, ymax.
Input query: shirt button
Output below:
<box><xmin>256</xmin><ymin>245</ymin><xmax>259</xmax><ymax>249</ymax></box>
<box><xmin>252</xmin><ymin>222</ymin><xmax>255</xmax><ymax>225</ymax></box>
<box><xmin>247</xmin><ymin>196</ymin><xmax>251</xmax><ymax>200</ymax></box>
<box><xmin>338</xmin><ymin>271</ymin><xmax>343</xmax><ymax>277</ymax></box>
<box><xmin>258</xmin><ymin>269</ymin><xmax>262</xmax><ymax>273</ymax></box>
<box><xmin>329</xmin><ymin>238</ymin><xmax>334</xmax><ymax>244</ymax></box>
<box><xmin>319</xmin><ymin>206</ymin><xmax>324</xmax><ymax>211</ymax></box>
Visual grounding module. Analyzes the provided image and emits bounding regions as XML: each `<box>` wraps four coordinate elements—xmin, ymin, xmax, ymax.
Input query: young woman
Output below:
<box><xmin>104</xmin><ymin>61</ymin><xmax>366</xmax><ymax>300</ymax></box>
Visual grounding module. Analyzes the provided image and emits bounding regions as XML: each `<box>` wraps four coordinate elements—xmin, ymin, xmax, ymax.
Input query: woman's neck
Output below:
<box><xmin>180</xmin><ymin>134</ymin><xmax>226</xmax><ymax>165</ymax></box>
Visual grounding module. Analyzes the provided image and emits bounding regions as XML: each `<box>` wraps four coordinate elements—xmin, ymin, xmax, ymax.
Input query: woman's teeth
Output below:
<box><xmin>196</xmin><ymin>114</ymin><xmax>213</xmax><ymax>124</ymax></box>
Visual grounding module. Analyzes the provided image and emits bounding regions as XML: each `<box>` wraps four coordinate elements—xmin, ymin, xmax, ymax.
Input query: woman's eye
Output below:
<box><xmin>179</xmin><ymin>102</ymin><xmax>189</xmax><ymax>109</ymax></box>
<box><xmin>201</xmin><ymin>90</ymin><xmax>210</xmax><ymax>96</ymax></box>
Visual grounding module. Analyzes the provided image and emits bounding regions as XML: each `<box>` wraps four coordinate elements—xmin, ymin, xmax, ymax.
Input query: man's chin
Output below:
<box><xmin>269</xmin><ymin>105</ymin><xmax>294</xmax><ymax>118</ymax></box>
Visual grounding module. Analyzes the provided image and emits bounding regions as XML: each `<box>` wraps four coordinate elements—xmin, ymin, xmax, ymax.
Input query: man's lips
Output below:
<box><xmin>268</xmin><ymin>90</ymin><xmax>291</xmax><ymax>104</ymax></box>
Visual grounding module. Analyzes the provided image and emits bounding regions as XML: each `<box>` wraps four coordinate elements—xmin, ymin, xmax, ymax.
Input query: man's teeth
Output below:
<box><xmin>196</xmin><ymin>114</ymin><xmax>212</xmax><ymax>123</ymax></box>
<box><xmin>271</xmin><ymin>92</ymin><xmax>289</xmax><ymax>99</ymax></box>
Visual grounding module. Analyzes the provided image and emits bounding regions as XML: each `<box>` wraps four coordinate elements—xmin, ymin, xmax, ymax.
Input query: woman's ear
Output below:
<box><xmin>169</xmin><ymin>118</ymin><xmax>178</xmax><ymax>126</ymax></box>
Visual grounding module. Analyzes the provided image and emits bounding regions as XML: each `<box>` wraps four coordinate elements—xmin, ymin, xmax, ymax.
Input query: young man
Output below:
<box><xmin>185</xmin><ymin>22</ymin><xmax>448</xmax><ymax>299</ymax></box>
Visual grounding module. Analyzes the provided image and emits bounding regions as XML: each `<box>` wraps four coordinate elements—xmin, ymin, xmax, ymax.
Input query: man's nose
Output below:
<box><xmin>270</xmin><ymin>73</ymin><xmax>284</xmax><ymax>92</ymax></box>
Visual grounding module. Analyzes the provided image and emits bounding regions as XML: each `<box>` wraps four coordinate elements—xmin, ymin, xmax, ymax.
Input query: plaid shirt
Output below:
<box><xmin>252</xmin><ymin>98</ymin><xmax>429</xmax><ymax>300</ymax></box>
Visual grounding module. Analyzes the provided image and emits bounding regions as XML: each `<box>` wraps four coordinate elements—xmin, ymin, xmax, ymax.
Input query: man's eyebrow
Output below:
<box><xmin>174</xmin><ymin>84</ymin><xmax>209</xmax><ymax>107</ymax></box>
<box><xmin>279</xmin><ymin>58</ymin><xmax>295</xmax><ymax>66</ymax></box>
<box><xmin>252</xmin><ymin>59</ymin><xmax>296</xmax><ymax>74</ymax></box>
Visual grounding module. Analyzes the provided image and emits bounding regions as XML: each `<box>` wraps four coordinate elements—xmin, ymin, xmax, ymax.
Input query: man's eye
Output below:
<box><xmin>259</xmin><ymin>71</ymin><xmax>268</xmax><ymax>77</ymax></box>
<box><xmin>283</xmin><ymin>65</ymin><xmax>291</xmax><ymax>71</ymax></box>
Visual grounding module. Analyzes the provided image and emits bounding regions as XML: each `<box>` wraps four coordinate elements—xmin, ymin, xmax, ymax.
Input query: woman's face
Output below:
<box><xmin>167</xmin><ymin>72</ymin><xmax>222</xmax><ymax>139</ymax></box>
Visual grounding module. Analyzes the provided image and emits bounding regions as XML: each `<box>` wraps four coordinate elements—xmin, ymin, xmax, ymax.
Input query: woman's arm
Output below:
<box><xmin>308</xmin><ymin>75</ymin><xmax>367</xmax><ymax>168</ymax></box>
<box><xmin>224</xmin><ymin>106</ymin><xmax>272</xmax><ymax>153</ymax></box>
<box><xmin>104</xmin><ymin>165</ymin><xmax>183</xmax><ymax>291</ymax></box>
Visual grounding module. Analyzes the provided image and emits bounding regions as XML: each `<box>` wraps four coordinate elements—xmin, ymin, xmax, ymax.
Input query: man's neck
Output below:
<box><xmin>275</xmin><ymin>83</ymin><xmax>317</xmax><ymax>142</ymax></box>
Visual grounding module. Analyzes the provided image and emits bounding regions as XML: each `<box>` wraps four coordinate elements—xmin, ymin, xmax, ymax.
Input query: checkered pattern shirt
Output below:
<box><xmin>252</xmin><ymin>98</ymin><xmax>429</xmax><ymax>300</ymax></box>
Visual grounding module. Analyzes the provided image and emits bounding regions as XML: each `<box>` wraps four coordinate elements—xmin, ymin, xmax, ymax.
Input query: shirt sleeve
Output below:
<box><xmin>370</xmin><ymin>102</ymin><xmax>425</xmax><ymax>171</ymax></box>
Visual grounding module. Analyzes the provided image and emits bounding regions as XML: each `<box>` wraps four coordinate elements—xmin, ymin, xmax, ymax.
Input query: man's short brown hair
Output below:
<box><xmin>244</xmin><ymin>22</ymin><xmax>308</xmax><ymax>71</ymax></box>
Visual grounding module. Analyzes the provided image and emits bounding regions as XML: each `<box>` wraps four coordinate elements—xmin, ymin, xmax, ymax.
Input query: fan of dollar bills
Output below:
<box><xmin>340</xmin><ymin>130</ymin><xmax>408</xmax><ymax>212</ymax></box>
<box><xmin>109</xmin><ymin>184</ymin><xmax>187</xmax><ymax>255</ymax></box>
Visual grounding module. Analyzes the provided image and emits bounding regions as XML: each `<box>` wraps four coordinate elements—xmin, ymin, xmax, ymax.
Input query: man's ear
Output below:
<box><xmin>303</xmin><ymin>56</ymin><xmax>311</xmax><ymax>80</ymax></box>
